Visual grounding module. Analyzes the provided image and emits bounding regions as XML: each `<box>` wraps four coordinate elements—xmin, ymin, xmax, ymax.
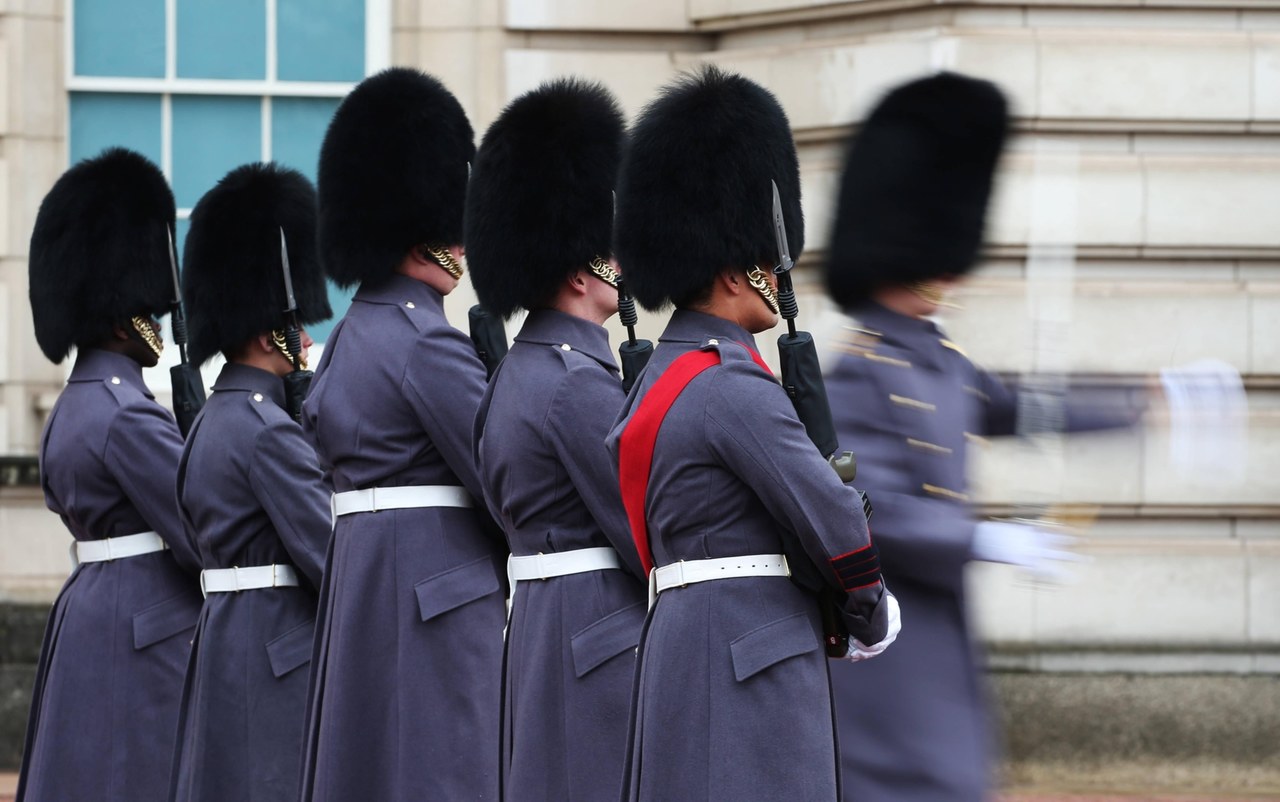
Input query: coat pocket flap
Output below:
<box><xmin>414</xmin><ymin>555</ymin><xmax>501</xmax><ymax>622</ymax></box>
<box><xmin>570</xmin><ymin>602</ymin><xmax>645</xmax><ymax>678</ymax></box>
<box><xmin>729</xmin><ymin>612</ymin><xmax>819</xmax><ymax>682</ymax></box>
<box><xmin>265</xmin><ymin>619</ymin><xmax>315</xmax><ymax>678</ymax></box>
<box><xmin>132</xmin><ymin>592</ymin><xmax>201</xmax><ymax>650</ymax></box>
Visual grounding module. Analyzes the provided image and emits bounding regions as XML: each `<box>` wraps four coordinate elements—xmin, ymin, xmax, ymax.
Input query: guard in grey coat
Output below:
<box><xmin>821</xmin><ymin>73</ymin><xmax>1145</xmax><ymax>801</ymax></box>
<box><xmin>299</xmin><ymin>68</ymin><xmax>507</xmax><ymax>801</ymax></box>
<box><xmin>606</xmin><ymin>67</ymin><xmax>900</xmax><ymax>801</ymax></box>
<box><xmin>18</xmin><ymin>148</ymin><xmax>203</xmax><ymax>802</ymax></box>
<box><xmin>169</xmin><ymin>163</ymin><xmax>332</xmax><ymax>802</ymax></box>
<box><xmin>467</xmin><ymin>80</ymin><xmax>647</xmax><ymax>801</ymax></box>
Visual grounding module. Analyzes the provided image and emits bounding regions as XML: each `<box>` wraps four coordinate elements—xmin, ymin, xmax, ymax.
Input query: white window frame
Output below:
<box><xmin>64</xmin><ymin>0</ymin><xmax>391</xmax><ymax>215</ymax></box>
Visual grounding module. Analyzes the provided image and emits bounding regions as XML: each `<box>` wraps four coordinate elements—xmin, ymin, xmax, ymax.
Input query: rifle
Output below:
<box><xmin>277</xmin><ymin>228</ymin><xmax>313</xmax><ymax>422</ymax></box>
<box><xmin>166</xmin><ymin>226</ymin><xmax>206</xmax><ymax>437</ymax></box>
<box><xmin>769</xmin><ymin>180</ymin><xmax>869</xmax><ymax>657</ymax></box>
<box><xmin>616</xmin><ymin>278</ymin><xmax>653</xmax><ymax>394</ymax></box>
<box><xmin>468</xmin><ymin>305</ymin><xmax>508</xmax><ymax>380</ymax></box>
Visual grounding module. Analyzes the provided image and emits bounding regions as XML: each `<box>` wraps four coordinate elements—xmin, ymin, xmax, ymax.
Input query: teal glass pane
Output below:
<box><xmin>171</xmin><ymin>96</ymin><xmax>261</xmax><ymax>208</ymax></box>
<box><xmin>177</xmin><ymin>0</ymin><xmax>265</xmax><ymax>79</ymax></box>
<box><xmin>272</xmin><ymin>97</ymin><xmax>340</xmax><ymax>182</ymax></box>
<box><xmin>69</xmin><ymin>93</ymin><xmax>162</xmax><ymax>166</ymax></box>
<box><xmin>74</xmin><ymin>0</ymin><xmax>164</xmax><ymax>77</ymax></box>
<box><xmin>309</xmin><ymin>281</ymin><xmax>355</xmax><ymax>344</ymax></box>
<box><xmin>175</xmin><ymin>218</ymin><xmax>191</xmax><ymax>260</ymax></box>
<box><xmin>278</xmin><ymin>0</ymin><xmax>364</xmax><ymax>82</ymax></box>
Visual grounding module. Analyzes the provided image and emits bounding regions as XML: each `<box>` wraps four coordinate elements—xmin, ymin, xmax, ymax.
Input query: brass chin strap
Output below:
<box><xmin>588</xmin><ymin>256</ymin><xmax>619</xmax><ymax>288</ymax></box>
<box><xmin>746</xmin><ymin>266</ymin><xmax>781</xmax><ymax>315</ymax></box>
<box><xmin>425</xmin><ymin>246</ymin><xmax>464</xmax><ymax>280</ymax></box>
<box><xmin>271</xmin><ymin>330</ymin><xmax>308</xmax><ymax>371</ymax></box>
<box><xmin>131</xmin><ymin>316</ymin><xmax>164</xmax><ymax>358</ymax></box>
<box><xmin>906</xmin><ymin>281</ymin><xmax>961</xmax><ymax>309</ymax></box>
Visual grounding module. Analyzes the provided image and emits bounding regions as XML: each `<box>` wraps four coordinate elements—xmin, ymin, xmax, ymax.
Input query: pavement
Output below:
<box><xmin>1</xmin><ymin>774</ymin><xmax>1275</xmax><ymax>800</ymax></box>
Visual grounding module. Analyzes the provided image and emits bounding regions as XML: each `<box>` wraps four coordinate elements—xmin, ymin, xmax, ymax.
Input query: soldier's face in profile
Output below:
<box><xmin>745</xmin><ymin>268</ymin><xmax>781</xmax><ymax>334</ymax></box>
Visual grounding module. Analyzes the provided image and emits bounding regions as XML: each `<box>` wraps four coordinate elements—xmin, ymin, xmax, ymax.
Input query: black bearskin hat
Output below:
<box><xmin>318</xmin><ymin>68</ymin><xmax>475</xmax><ymax>289</ymax></box>
<box><xmin>614</xmin><ymin>65</ymin><xmax>803</xmax><ymax>311</ymax></box>
<box><xmin>825</xmin><ymin>72</ymin><xmax>1009</xmax><ymax>308</ymax></box>
<box><xmin>183</xmin><ymin>163</ymin><xmax>331</xmax><ymax>365</ymax></box>
<box><xmin>29</xmin><ymin>148</ymin><xmax>175</xmax><ymax>362</ymax></box>
<box><xmin>465</xmin><ymin>79</ymin><xmax>625</xmax><ymax>318</ymax></box>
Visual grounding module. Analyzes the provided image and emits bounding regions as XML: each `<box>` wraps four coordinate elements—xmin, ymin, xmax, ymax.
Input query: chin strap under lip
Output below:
<box><xmin>587</xmin><ymin>256</ymin><xmax>619</xmax><ymax>288</ymax></box>
<box><xmin>425</xmin><ymin>246</ymin><xmax>465</xmax><ymax>280</ymax></box>
<box><xmin>130</xmin><ymin>315</ymin><xmax>165</xmax><ymax>359</ymax></box>
<box><xmin>746</xmin><ymin>265</ymin><xmax>781</xmax><ymax>315</ymax></box>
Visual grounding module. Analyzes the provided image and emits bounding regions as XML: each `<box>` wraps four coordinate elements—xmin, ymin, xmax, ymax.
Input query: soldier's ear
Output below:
<box><xmin>110</xmin><ymin>324</ymin><xmax>132</xmax><ymax>342</ymax></box>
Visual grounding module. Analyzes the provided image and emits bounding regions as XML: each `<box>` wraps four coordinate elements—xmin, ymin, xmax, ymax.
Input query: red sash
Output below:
<box><xmin>618</xmin><ymin>344</ymin><xmax>773</xmax><ymax>575</ymax></box>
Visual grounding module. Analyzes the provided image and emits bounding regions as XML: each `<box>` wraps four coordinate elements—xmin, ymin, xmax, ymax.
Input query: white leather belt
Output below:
<box><xmin>505</xmin><ymin>547</ymin><xmax>624</xmax><ymax>627</ymax></box>
<box><xmin>200</xmin><ymin>564</ymin><xmax>300</xmax><ymax>598</ymax></box>
<box><xmin>331</xmin><ymin>485</ymin><xmax>472</xmax><ymax>522</ymax></box>
<box><xmin>649</xmin><ymin>554</ymin><xmax>790</xmax><ymax>609</ymax></box>
<box><xmin>72</xmin><ymin>531</ymin><xmax>167</xmax><ymax>566</ymax></box>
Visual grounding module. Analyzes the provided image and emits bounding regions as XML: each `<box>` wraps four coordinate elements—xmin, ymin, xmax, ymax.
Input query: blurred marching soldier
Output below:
<box><xmin>605</xmin><ymin>66</ymin><xmax>901</xmax><ymax>801</ymax></box>
<box><xmin>18</xmin><ymin>148</ymin><xmax>203</xmax><ymax>802</ymax></box>
<box><xmin>168</xmin><ymin>163</ymin><xmax>332</xmax><ymax>802</ymax></box>
<box><xmin>298</xmin><ymin>68</ymin><xmax>506</xmax><ymax>801</ymax></box>
<box><xmin>468</xmin><ymin>79</ymin><xmax>647</xmax><ymax>801</ymax></box>
<box><xmin>822</xmin><ymin>73</ymin><xmax>1146</xmax><ymax>801</ymax></box>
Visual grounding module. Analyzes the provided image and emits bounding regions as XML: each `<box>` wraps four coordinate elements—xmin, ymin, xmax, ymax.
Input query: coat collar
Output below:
<box><xmin>211</xmin><ymin>362</ymin><xmax>287</xmax><ymax>408</ymax></box>
<box><xmin>353</xmin><ymin>273</ymin><xmax>446</xmax><ymax>313</ymax></box>
<box><xmin>516</xmin><ymin>309</ymin><xmax>617</xmax><ymax>371</ymax></box>
<box><xmin>658</xmin><ymin>309</ymin><xmax>761</xmax><ymax>355</ymax></box>
<box><xmin>848</xmin><ymin>301</ymin><xmax>953</xmax><ymax>370</ymax></box>
<box><xmin>66</xmin><ymin>349</ymin><xmax>154</xmax><ymax>398</ymax></box>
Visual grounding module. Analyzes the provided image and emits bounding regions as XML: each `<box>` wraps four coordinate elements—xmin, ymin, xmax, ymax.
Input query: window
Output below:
<box><xmin>67</xmin><ymin>0</ymin><xmax>390</xmax><ymax>344</ymax></box>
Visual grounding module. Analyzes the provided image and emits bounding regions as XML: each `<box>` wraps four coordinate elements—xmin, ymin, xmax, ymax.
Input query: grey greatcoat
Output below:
<box><xmin>299</xmin><ymin>274</ymin><xmax>506</xmax><ymax>801</ymax></box>
<box><xmin>474</xmin><ymin>310</ymin><xmax>647</xmax><ymax>801</ymax></box>
<box><xmin>18</xmin><ymin>349</ymin><xmax>203</xmax><ymax>802</ymax></box>
<box><xmin>824</xmin><ymin>302</ymin><xmax>1145</xmax><ymax>801</ymax></box>
<box><xmin>169</xmin><ymin>363</ymin><xmax>330</xmax><ymax>802</ymax></box>
<box><xmin>605</xmin><ymin>310</ymin><xmax>891</xmax><ymax>802</ymax></box>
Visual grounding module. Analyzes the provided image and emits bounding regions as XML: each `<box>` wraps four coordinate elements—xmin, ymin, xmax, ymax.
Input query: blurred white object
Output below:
<box><xmin>1159</xmin><ymin>359</ymin><xmax>1247</xmax><ymax>485</ymax></box>
<box><xmin>971</xmin><ymin>521</ymin><xmax>1083</xmax><ymax>582</ymax></box>
<box><xmin>845</xmin><ymin>592</ymin><xmax>901</xmax><ymax>663</ymax></box>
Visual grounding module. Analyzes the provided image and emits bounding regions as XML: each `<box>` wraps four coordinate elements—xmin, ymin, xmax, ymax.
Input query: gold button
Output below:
<box><xmin>110</xmin><ymin>377</ymin><xmax>121</xmax><ymax>385</ymax></box>
<box><xmin>253</xmin><ymin>393</ymin><xmax>263</xmax><ymax>402</ymax></box>
<box><xmin>561</xmin><ymin>344</ymin><xmax>572</xmax><ymax>351</ymax></box>
<box><xmin>406</xmin><ymin>301</ymin><xmax>415</xmax><ymax>309</ymax></box>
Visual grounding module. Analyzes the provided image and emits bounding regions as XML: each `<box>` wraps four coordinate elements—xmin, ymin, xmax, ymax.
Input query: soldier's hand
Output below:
<box><xmin>972</xmin><ymin>521</ymin><xmax>1084</xmax><ymax>583</ymax></box>
<box><xmin>844</xmin><ymin>592</ymin><xmax>900</xmax><ymax>662</ymax></box>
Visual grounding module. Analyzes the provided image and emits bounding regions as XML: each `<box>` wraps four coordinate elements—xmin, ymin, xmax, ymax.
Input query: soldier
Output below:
<box><xmin>298</xmin><ymin>68</ymin><xmax>506</xmax><ymax>801</ymax></box>
<box><xmin>605</xmin><ymin>66</ymin><xmax>901</xmax><ymax>801</ymax></box>
<box><xmin>468</xmin><ymin>79</ymin><xmax>647</xmax><ymax>800</ymax></box>
<box><xmin>18</xmin><ymin>148</ymin><xmax>204</xmax><ymax>802</ymax></box>
<box><xmin>169</xmin><ymin>163</ymin><xmax>332</xmax><ymax>802</ymax></box>
<box><xmin>821</xmin><ymin>73</ymin><xmax>1146</xmax><ymax>801</ymax></box>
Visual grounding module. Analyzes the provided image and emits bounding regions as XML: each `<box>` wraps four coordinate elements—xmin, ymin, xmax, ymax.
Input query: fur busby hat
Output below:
<box><xmin>465</xmin><ymin>79</ymin><xmax>625</xmax><ymax>318</ymax></box>
<box><xmin>183</xmin><ymin>163</ymin><xmax>331</xmax><ymax>365</ymax></box>
<box><xmin>29</xmin><ymin>148</ymin><xmax>175</xmax><ymax>363</ymax></box>
<box><xmin>614</xmin><ymin>65</ymin><xmax>803</xmax><ymax>311</ymax></box>
<box><xmin>318</xmin><ymin>68</ymin><xmax>475</xmax><ymax>289</ymax></box>
<box><xmin>825</xmin><ymin>72</ymin><xmax>1009</xmax><ymax>308</ymax></box>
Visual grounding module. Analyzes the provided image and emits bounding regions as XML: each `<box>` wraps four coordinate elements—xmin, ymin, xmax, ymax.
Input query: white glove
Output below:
<box><xmin>844</xmin><ymin>592</ymin><xmax>900</xmax><ymax>663</ymax></box>
<box><xmin>971</xmin><ymin>521</ymin><xmax>1083</xmax><ymax>582</ymax></box>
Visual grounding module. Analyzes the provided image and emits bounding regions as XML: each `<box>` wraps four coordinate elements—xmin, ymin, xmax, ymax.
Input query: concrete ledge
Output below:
<box><xmin>994</xmin><ymin>672</ymin><xmax>1280</xmax><ymax>794</ymax></box>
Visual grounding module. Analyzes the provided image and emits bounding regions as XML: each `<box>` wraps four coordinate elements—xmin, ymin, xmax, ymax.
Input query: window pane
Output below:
<box><xmin>69</xmin><ymin>93</ymin><xmax>162</xmax><ymax>166</ymax></box>
<box><xmin>277</xmin><ymin>0</ymin><xmax>364</xmax><ymax>83</ymax></box>
<box><xmin>177</xmin><ymin>0</ymin><xmax>266</xmax><ymax>79</ymax></box>
<box><xmin>271</xmin><ymin>97</ymin><xmax>340</xmax><ymax>182</ymax></box>
<box><xmin>74</xmin><ymin>0</ymin><xmax>165</xmax><ymax>77</ymax></box>
<box><xmin>171</xmin><ymin>96</ymin><xmax>262</xmax><ymax>209</ymax></box>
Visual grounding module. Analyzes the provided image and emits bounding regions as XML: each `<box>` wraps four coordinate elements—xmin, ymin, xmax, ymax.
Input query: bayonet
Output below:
<box><xmin>277</xmin><ymin>226</ymin><xmax>312</xmax><ymax>421</ymax></box>
<box><xmin>167</xmin><ymin>224</ymin><xmax>206</xmax><ymax>436</ymax></box>
<box><xmin>771</xmin><ymin>179</ymin><xmax>794</xmax><ymax>275</ymax></box>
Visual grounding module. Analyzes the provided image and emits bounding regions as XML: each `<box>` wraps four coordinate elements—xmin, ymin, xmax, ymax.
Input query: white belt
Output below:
<box><xmin>505</xmin><ymin>547</ymin><xmax>624</xmax><ymax>627</ymax></box>
<box><xmin>200</xmin><ymin>564</ymin><xmax>300</xmax><ymax>598</ymax></box>
<box><xmin>72</xmin><ymin>531</ymin><xmax>167</xmax><ymax>567</ymax></box>
<box><xmin>331</xmin><ymin>485</ymin><xmax>472</xmax><ymax>523</ymax></box>
<box><xmin>649</xmin><ymin>554</ymin><xmax>790</xmax><ymax>609</ymax></box>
